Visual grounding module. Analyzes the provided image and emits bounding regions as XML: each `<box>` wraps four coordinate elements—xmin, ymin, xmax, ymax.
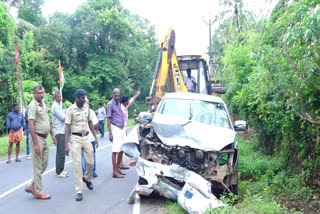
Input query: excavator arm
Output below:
<box><xmin>146</xmin><ymin>28</ymin><xmax>187</xmax><ymax>112</ymax></box>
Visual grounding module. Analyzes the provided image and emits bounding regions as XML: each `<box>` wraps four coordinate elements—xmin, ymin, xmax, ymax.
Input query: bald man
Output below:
<box><xmin>106</xmin><ymin>88</ymin><xmax>126</xmax><ymax>178</ymax></box>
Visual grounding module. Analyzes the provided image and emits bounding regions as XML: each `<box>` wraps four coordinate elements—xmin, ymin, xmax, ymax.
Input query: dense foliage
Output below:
<box><xmin>0</xmin><ymin>0</ymin><xmax>158</xmax><ymax>134</ymax></box>
<box><xmin>215</xmin><ymin>0</ymin><xmax>320</xmax><ymax>179</ymax></box>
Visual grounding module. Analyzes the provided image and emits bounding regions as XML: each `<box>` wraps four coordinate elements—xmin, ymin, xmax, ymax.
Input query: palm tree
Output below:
<box><xmin>218</xmin><ymin>0</ymin><xmax>255</xmax><ymax>43</ymax></box>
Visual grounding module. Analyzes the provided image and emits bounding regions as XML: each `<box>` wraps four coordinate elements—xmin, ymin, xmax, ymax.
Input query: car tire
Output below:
<box><xmin>230</xmin><ymin>178</ymin><xmax>239</xmax><ymax>204</ymax></box>
<box><xmin>231</xmin><ymin>182</ymin><xmax>238</xmax><ymax>196</ymax></box>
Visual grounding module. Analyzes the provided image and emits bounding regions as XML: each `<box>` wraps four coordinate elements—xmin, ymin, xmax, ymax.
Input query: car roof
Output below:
<box><xmin>162</xmin><ymin>92</ymin><xmax>225</xmax><ymax>104</ymax></box>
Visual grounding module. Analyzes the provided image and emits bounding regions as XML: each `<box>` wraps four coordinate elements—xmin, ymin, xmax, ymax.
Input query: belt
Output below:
<box><xmin>36</xmin><ymin>132</ymin><xmax>48</xmax><ymax>138</ymax></box>
<box><xmin>72</xmin><ymin>132</ymin><xmax>89</xmax><ymax>137</ymax></box>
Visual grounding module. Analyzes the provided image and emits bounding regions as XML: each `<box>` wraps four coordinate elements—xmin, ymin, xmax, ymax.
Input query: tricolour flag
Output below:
<box><xmin>15</xmin><ymin>45</ymin><xmax>19</xmax><ymax>68</ymax></box>
<box><xmin>59</xmin><ymin>60</ymin><xmax>65</xmax><ymax>89</ymax></box>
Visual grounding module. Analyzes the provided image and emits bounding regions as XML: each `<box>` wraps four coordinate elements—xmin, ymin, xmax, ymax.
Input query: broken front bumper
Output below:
<box><xmin>121</xmin><ymin>126</ymin><xmax>225</xmax><ymax>213</ymax></box>
<box><xmin>134</xmin><ymin>157</ymin><xmax>225</xmax><ymax>213</ymax></box>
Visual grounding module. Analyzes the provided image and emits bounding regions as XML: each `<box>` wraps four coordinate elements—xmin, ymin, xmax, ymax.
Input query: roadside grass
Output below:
<box><xmin>127</xmin><ymin>119</ymin><xmax>136</xmax><ymax>127</ymax></box>
<box><xmin>167</xmin><ymin>201</ymin><xmax>186</xmax><ymax>214</ymax></box>
<box><xmin>103</xmin><ymin>118</ymin><xmax>136</xmax><ymax>132</ymax></box>
<box><xmin>0</xmin><ymin>133</ymin><xmax>54</xmax><ymax>158</ymax></box>
<box><xmin>166</xmin><ymin>137</ymin><xmax>316</xmax><ymax>214</ymax></box>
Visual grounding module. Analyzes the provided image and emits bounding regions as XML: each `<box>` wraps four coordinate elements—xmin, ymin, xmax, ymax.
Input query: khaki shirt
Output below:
<box><xmin>65</xmin><ymin>103</ymin><xmax>91</xmax><ymax>133</ymax></box>
<box><xmin>27</xmin><ymin>98</ymin><xmax>50</xmax><ymax>135</ymax></box>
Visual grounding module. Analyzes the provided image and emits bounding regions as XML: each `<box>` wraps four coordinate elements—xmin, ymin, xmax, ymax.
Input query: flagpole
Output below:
<box><xmin>15</xmin><ymin>44</ymin><xmax>23</xmax><ymax>112</ymax></box>
<box><xmin>60</xmin><ymin>86</ymin><xmax>62</xmax><ymax>106</ymax></box>
<box><xmin>59</xmin><ymin>60</ymin><xmax>63</xmax><ymax>106</ymax></box>
<box><xmin>17</xmin><ymin>66</ymin><xmax>23</xmax><ymax>112</ymax></box>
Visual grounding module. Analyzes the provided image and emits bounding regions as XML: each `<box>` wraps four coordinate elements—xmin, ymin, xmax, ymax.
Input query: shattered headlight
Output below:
<box><xmin>219</xmin><ymin>153</ymin><xmax>229</xmax><ymax>165</ymax></box>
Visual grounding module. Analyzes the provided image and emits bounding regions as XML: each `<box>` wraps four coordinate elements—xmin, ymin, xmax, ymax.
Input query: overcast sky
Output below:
<box><xmin>40</xmin><ymin>0</ymin><xmax>277</xmax><ymax>58</ymax></box>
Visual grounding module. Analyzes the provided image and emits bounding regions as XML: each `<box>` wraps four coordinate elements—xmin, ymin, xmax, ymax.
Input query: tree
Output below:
<box><xmin>17</xmin><ymin>0</ymin><xmax>45</xmax><ymax>27</ymax></box>
<box><xmin>0</xmin><ymin>2</ymin><xmax>17</xmax><ymax>134</ymax></box>
<box><xmin>217</xmin><ymin>0</ymin><xmax>320</xmax><ymax>173</ymax></box>
<box><xmin>218</xmin><ymin>0</ymin><xmax>255</xmax><ymax>43</ymax></box>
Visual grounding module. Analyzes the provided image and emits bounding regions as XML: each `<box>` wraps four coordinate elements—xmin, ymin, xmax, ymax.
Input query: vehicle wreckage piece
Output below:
<box><xmin>121</xmin><ymin>126</ymin><xmax>225</xmax><ymax>214</ymax></box>
<box><xmin>138</xmin><ymin>157</ymin><xmax>225</xmax><ymax>213</ymax></box>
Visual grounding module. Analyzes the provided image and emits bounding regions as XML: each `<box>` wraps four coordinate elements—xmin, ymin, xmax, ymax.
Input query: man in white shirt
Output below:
<box><xmin>184</xmin><ymin>68</ymin><xmax>197</xmax><ymax>92</ymax></box>
<box><xmin>51</xmin><ymin>90</ymin><xmax>68</xmax><ymax>178</ymax></box>
<box><xmin>97</xmin><ymin>103</ymin><xmax>106</xmax><ymax>138</ymax></box>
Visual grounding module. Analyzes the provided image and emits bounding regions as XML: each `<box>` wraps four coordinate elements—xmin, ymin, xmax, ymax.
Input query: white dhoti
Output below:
<box><xmin>111</xmin><ymin>124</ymin><xmax>126</xmax><ymax>152</ymax></box>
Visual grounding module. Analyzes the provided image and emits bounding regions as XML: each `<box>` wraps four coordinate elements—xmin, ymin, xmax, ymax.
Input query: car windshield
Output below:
<box><xmin>158</xmin><ymin>98</ymin><xmax>232</xmax><ymax>129</ymax></box>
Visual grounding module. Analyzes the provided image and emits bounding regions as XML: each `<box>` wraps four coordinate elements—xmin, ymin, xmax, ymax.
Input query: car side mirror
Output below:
<box><xmin>234</xmin><ymin>120</ymin><xmax>247</xmax><ymax>131</ymax></box>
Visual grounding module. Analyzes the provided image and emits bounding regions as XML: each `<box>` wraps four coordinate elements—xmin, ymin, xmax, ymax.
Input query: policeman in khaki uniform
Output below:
<box><xmin>25</xmin><ymin>84</ymin><xmax>57</xmax><ymax>200</ymax></box>
<box><xmin>65</xmin><ymin>89</ymin><xmax>98</xmax><ymax>201</ymax></box>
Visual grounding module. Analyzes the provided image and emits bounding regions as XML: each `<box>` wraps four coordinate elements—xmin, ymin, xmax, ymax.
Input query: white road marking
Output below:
<box><xmin>0</xmin><ymin>144</ymin><xmax>111</xmax><ymax>199</ymax></box>
<box><xmin>132</xmin><ymin>193</ymin><xmax>141</xmax><ymax>214</ymax></box>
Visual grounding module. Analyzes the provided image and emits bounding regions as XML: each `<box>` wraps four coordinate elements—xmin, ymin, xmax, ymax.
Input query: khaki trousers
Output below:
<box><xmin>71</xmin><ymin>135</ymin><xmax>94</xmax><ymax>193</ymax></box>
<box><xmin>28</xmin><ymin>135</ymin><xmax>49</xmax><ymax>195</ymax></box>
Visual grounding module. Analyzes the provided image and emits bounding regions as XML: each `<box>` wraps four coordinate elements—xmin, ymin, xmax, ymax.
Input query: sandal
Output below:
<box><xmin>15</xmin><ymin>159</ymin><xmax>21</xmax><ymax>162</ymax></box>
<box><xmin>6</xmin><ymin>160</ymin><xmax>11</xmax><ymax>164</ymax></box>
<box><xmin>120</xmin><ymin>166</ymin><xmax>130</xmax><ymax>170</ymax></box>
<box><xmin>112</xmin><ymin>173</ymin><xmax>124</xmax><ymax>178</ymax></box>
<box><xmin>56</xmin><ymin>171</ymin><xmax>68</xmax><ymax>178</ymax></box>
<box><xmin>62</xmin><ymin>171</ymin><xmax>69</xmax><ymax>177</ymax></box>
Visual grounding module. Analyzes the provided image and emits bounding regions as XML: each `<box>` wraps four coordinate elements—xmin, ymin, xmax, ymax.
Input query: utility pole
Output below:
<box><xmin>203</xmin><ymin>17</ymin><xmax>217</xmax><ymax>77</ymax></box>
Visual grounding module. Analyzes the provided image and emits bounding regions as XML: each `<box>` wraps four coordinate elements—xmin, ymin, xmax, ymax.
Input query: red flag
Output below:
<box><xmin>15</xmin><ymin>45</ymin><xmax>19</xmax><ymax>68</ymax></box>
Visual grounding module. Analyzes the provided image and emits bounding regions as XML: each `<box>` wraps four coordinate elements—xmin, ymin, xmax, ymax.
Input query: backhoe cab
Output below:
<box><xmin>178</xmin><ymin>55</ymin><xmax>212</xmax><ymax>95</ymax></box>
<box><xmin>146</xmin><ymin>28</ymin><xmax>212</xmax><ymax>112</ymax></box>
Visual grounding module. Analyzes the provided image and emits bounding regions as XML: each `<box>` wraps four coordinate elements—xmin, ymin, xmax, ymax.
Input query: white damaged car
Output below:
<box><xmin>122</xmin><ymin>93</ymin><xmax>246</xmax><ymax>213</ymax></box>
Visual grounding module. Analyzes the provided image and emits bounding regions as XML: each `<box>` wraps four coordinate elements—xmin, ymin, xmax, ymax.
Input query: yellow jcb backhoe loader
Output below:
<box><xmin>146</xmin><ymin>28</ymin><xmax>213</xmax><ymax>112</ymax></box>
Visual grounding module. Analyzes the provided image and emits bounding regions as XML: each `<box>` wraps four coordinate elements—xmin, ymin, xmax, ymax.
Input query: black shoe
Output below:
<box><xmin>82</xmin><ymin>177</ymin><xmax>93</xmax><ymax>190</ymax></box>
<box><xmin>76</xmin><ymin>193</ymin><xmax>83</xmax><ymax>201</ymax></box>
<box><xmin>92</xmin><ymin>173</ymin><xmax>98</xmax><ymax>178</ymax></box>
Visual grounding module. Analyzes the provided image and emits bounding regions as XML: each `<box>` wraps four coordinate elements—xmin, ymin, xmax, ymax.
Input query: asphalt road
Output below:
<box><xmin>0</xmin><ymin>132</ymin><xmax>140</xmax><ymax>214</ymax></box>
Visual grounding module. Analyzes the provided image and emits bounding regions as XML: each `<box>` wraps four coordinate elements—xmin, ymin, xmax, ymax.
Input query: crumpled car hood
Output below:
<box><xmin>152</xmin><ymin>113</ymin><xmax>236</xmax><ymax>151</ymax></box>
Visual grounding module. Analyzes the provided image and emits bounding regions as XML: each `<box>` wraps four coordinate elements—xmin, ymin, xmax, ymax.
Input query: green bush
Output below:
<box><xmin>238</xmin><ymin>138</ymin><xmax>284</xmax><ymax>179</ymax></box>
<box><xmin>210</xmin><ymin>194</ymin><xmax>297</xmax><ymax>214</ymax></box>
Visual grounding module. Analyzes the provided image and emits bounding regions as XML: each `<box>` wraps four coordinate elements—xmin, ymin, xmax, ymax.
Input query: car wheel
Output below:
<box><xmin>231</xmin><ymin>182</ymin><xmax>238</xmax><ymax>196</ymax></box>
